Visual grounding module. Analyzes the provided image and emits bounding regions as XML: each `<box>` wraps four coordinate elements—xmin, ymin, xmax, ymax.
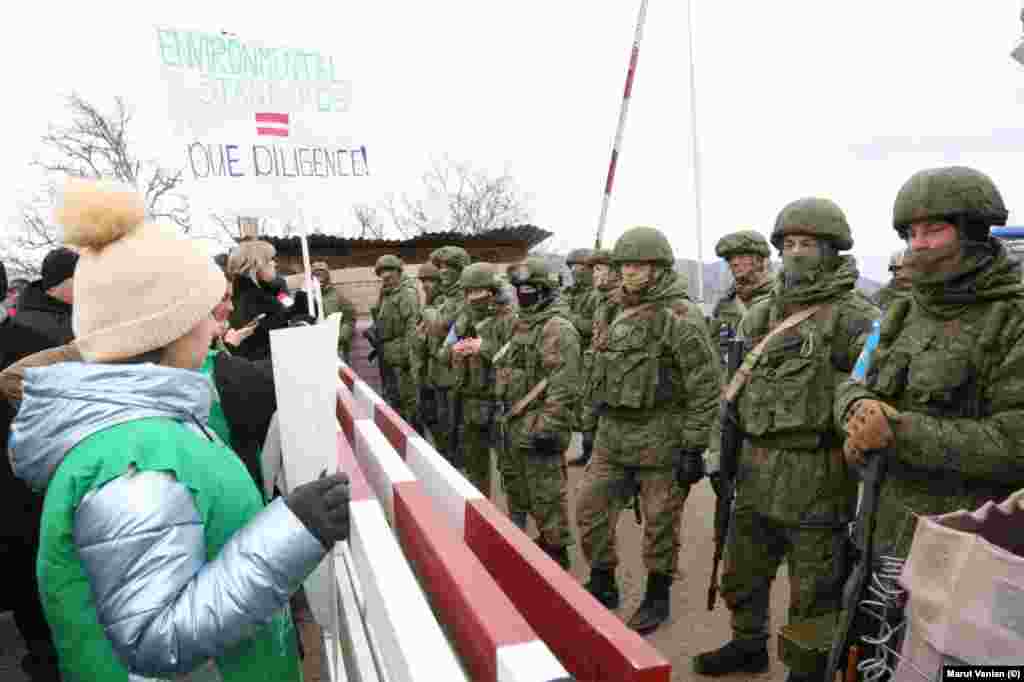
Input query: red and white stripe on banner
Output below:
<box><xmin>333</xmin><ymin>430</ymin><xmax>466</xmax><ymax>682</ymax></box>
<box><xmin>335</xmin><ymin>378</ymin><xmax>570</xmax><ymax>682</ymax></box>
<box><xmin>337</xmin><ymin>362</ymin><xmax>671</xmax><ymax>682</ymax></box>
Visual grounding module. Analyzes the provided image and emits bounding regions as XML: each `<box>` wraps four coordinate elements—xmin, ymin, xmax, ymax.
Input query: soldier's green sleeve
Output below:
<box><xmin>669</xmin><ymin>306</ymin><xmax>721</xmax><ymax>452</ymax></box>
<box><xmin>533</xmin><ymin>318</ymin><xmax>581</xmax><ymax>435</ymax></box>
<box><xmin>338</xmin><ymin>297</ymin><xmax>356</xmax><ymax>350</ymax></box>
<box><xmin>837</xmin><ymin>318</ymin><xmax>1024</xmax><ymax>484</ymax></box>
<box><xmin>568</xmin><ymin>291</ymin><xmax>596</xmax><ymax>342</ymax></box>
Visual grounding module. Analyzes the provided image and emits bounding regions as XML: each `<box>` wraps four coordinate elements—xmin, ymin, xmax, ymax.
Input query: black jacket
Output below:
<box><xmin>231</xmin><ymin>277</ymin><xmax>312</xmax><ymax>361</ymax></box>
<box><xmin>212</xmin><ymin>352</ymin><xmax>277</xmax><ymax>492</ymax></box>
<box><xmin>0</xmin><ymin>282</ymin><xmax>71</xmax><ymax>537</ymax></box>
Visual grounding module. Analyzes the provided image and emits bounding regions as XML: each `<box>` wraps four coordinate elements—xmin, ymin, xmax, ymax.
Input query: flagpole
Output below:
<box><xmin>594</xmin><ymin>0</ymin><xmax>650</xmax><ymax>250</ymax></box>
<box><xmin>685</xmin><ymin>0</ymin><xmax>705</xmax><ymax>303</ymax></box>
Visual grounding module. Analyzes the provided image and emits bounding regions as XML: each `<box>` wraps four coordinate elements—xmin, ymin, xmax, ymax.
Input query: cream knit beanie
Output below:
<box><xmin>56</xmin><ymin>178</ymin><xmax>226</xmax><ymax>362</ymax></box>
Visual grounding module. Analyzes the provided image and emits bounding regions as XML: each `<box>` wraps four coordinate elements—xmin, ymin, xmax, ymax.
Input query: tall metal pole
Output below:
<box><xmin>686</xmin><ymin>0</ymin><xmax>705</xmax><ymax>303</ymax></box>
<box><xmin>594</xmin><ymin>0</ymin><xmax>650</xmax><ymax>250</ymax></box>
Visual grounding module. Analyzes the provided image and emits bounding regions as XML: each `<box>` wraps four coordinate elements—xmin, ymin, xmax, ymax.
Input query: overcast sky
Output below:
<box><xmin>3</xmin><ymin>0</ymin><xmax>1024</xmax><ymax>285</ymax></box>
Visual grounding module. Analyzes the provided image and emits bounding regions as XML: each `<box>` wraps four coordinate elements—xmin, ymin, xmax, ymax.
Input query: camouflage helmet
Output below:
<box><xmin>715</xmin><ymin>230</ymin><xmax>771</xmax><ymax>259</ymax></box>
<box><xmin>374</xmin><ymin>254</ymin><xmax>404</xmax><ymax>276</ymax></box>
<box><xmin>507</xmin><ymin>257</ymin><xmax>561</xmax><ymax>290</ymax></box>
<box><xmin>892</xmin><ymin>166</ymin><xmax>1008</xmax><ymax>236</ymax></box>
<box><xmin>888</xmin><ymin>248</ymin><xmax>907</xmax><ymax>272</ymax></box>
<box><xmin>417</xmin><ymin>261</ymin><xmax>440</xmax><ymax>280</ymax></box>
<box><xmin>612</xmin><ymin>226</ymin><xmax>674</xmax><ymax>265</ymax></box>
<box><xmin>460</xmin><ymin>262</ymin><xmax>499</xmax><ymax>291</ymax></box>
<box><xmin>566</xmin><ymin>248</ymin><xmax>594</xmax><ymax>266</ymax></box>
<box><xmin>771</xmin><ymin>197</ymin><xmax>853</xmax><ymax>251</ymax></box>
<box><xmin>429</xmin><ymin>245</ymin><xmax>471</xmax><ymax>271</ymax></box>
<box><xmin>587</xmin><ymin>249</ymin><xmax>613</xmax><ymax>266</ymax></box>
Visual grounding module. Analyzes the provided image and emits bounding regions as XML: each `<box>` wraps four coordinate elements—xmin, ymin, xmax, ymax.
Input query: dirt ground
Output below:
<box><xmin>493</xmin><ymin>433</ymin><xmax>793</xmax><ymax>682</ymax></box>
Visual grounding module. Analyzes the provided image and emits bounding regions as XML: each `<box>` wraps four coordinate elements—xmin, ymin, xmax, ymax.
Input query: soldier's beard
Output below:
<box><xmin>733</xmin><ymin>268</ymin><xmax>765</xmax><ymax>299</ymax></box>
<box><xmin>440</xmin><ymin>270</ymin><xmax>458</xmax><ymax>288</ymax></box>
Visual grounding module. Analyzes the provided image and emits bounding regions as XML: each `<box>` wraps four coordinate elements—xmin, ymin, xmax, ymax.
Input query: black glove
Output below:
<box><xmin>530</xmin><ymin>432</ymin><xmax>562</xmax><ymax>456</ymax></box>
<box><xmin>675</xmin><ymin>449</ymin><xmax>705</xmax><ymax>487</ymax></box>
<box><xmin>285</xmin><ymin>471</ymin><xmax>351</xmax><ymax>549</ymax></box>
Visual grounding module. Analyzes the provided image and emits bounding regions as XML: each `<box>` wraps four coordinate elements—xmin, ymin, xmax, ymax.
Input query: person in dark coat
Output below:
<box><xmin>0</xmin><ymin>246</ymin><xmax>77</xmax><ymax>681</ymax></box>
<box><xmin>225</xmin><ymin>241</ymin><xmax>312</xmax><ymax>361</ymax></box>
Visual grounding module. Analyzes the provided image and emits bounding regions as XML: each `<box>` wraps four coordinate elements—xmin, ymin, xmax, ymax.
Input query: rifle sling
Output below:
<box><xmin>505</xmin><ymin>378</ymin><xmax>549</xmax><ymax>421</ymax></box>
<box><xmin>722</xmin><ymin>304</ymin><xmax>823</xmax><ymax>404</ymax></box>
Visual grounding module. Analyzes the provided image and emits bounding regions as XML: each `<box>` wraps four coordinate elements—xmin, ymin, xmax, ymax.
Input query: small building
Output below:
<box><xmin>250</xmin><ymin>225</ymin><xmax>552</xmax><ymax>317</ymax></box>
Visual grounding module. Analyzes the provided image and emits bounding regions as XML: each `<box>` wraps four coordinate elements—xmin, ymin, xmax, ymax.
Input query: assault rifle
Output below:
<box><xmin>825</xmin><ymin>449</ymin><xmax>888</xmax><ymax>682</ymax></box>
<box><xmin>707</xmin><ymin>336</ymin><xmax>745</xmax><ymax>611</ymax></box>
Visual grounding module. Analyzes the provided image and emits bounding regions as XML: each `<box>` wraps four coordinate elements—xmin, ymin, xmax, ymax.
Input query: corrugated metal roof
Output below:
<box><xmin>250</xmin><ymin>224</ymin><xmax>552</xmax><ymax>254</ymax></box>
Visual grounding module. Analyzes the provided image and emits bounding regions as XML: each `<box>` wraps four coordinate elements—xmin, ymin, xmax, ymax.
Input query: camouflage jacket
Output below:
<box><xmin>410</xmin><ymin>289</ymin><xmax>441</xmax><ymax>387</ymax></box>
<box><xmin>871</xmin><ymin>282</ymin><xmax>911</xmax><ymax>311</ymax></box>
<box><xmin>709</xmin><ymin>275</ymin><xmax>774</xmax><ymax>366</ymax></box>
<box><xmin>587</xmin><ymin>272</ymin><xmax>720</xmax><ymax>467</ymax></box>
<box><xmin>562</xmin><ymin>281</ymin><xmax>598</xmax><ymax>349</ymax></box>
<box><xmin>444</xmin><ymin>302</ymin><xmax>517</xmax><ymax>399</ymax></box>
<box><xmin>321</xmin><ymin>287</ymin><xmax>357</xmax><ymax>355</ymax></box>
<box><xmin>425</xmin><ymin>281</ymin><xmax>464</xmax><ymax>388</ymax></box>
<box><xmin>836</xmin><ymin>242</ymin><xmax>1024</xmax><ymax>555</ymax></box>
<box><xmin>374</xmin><ymin>275</ymin><xmax>420</xmax><ymax>368</ymax></box>
<box><xmin>494</xmin><ymin>298</ymin><xmax>579</xmax><ymax>437</ymax></box>
<box><xmin>733</xmin><ymin>256</ymin><xmax>880</xmax><ymax>525</ymax></box>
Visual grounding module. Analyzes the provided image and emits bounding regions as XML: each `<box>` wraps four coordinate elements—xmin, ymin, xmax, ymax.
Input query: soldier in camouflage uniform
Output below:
<box><xmin>693</xmin><ymin>199</ymin><xmax>880</xmax><ymax>680</ymax></box>
<box><xmin>312</xmin><ymin>261</ymin><xmax>358</xmax><ymax>363</ymax></box>
<box><xmin>577</xmin><ymin>227</ymin><xmax>720</xmax><ymax>635</ymax></box>
<box><xmin>422</xmin><ymin>246</ymin><xmax>472</xmax><ymax>464</ymax></box>
<box><xmin>410</xmin><ymin>262</ymin><xmax>443</xmax><ymax>441</ymax></box>
<box><xmin>837</xmin><ymin>166</ymin><xmax>1024</xmax><ymax>562</ymax></box>
<box><xmin>704</xmin><ymin>231</ymin><xmax>776</xmax><ymax>475</ymax></box>
<box><xmin>494</xmin><ymin>257</ymin><xmax>579</xmax><ymax>569</ymax></box>
<box><xmin>569</xmin><ymin>249</ymin><xmax>621</xmax><ymax>468</ymax></box>
<box><xmin>442</xmin><ymin>263</ymin><xmax>517</xmax><ymax>497</ymax></box>
<box><xmin>372</xmin><ymin>255</ymin><xmax>420</xmax><ymax>427</ymax></box>
<box><xmin>871</xmin><ymin>248</ymin><xmax>911</xmax><ymax>311</ymax></box>
<box><xmin>563</xmin><ymin>248</ymin><xmax>598</xmax><ymax>346</ymax></box>
<box><xmin>709</xmin><ymin>231</ymin><xmax>775</xmax><ymax>365</ymax></box>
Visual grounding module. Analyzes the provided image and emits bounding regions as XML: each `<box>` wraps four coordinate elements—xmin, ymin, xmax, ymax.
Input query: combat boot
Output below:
<box><xmin>584</xmin><ymin>566</ymin><xmax>620</xmax><ymax>610</ymax></box>
<box><xmin>567</xmin><ymin>431</ymin><xmax>594</xmax><ymax>467</ymax></box>
<box><xmin>692</xmin><ymin>638</ymin><xmax>770</xmax><ymax>676</ymax></box>
<box><xmin>627</xmin><ymin>572</ymin><xmax>672</xmax><ymax>634</ymax></box>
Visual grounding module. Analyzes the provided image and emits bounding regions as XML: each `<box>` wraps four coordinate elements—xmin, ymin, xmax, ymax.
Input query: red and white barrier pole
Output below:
<box><xmin>594</xmin><ymin>0</ymin><xmax>650</xmax><ymax>250</ymax></box>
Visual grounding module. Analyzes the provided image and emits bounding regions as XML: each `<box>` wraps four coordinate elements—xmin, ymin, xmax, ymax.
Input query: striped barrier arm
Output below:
<box><xmin>336</xmin><ymin>380</ymin><xmax>570</xmax><ymax>682</ymax></box>
<box><xmin>337</xmin><ymin>362</ymin><xmax>671</xmax><ymax>682</ymax></box>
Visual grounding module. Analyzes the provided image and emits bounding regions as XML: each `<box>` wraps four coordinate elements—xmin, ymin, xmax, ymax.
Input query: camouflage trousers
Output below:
<box><xmin>427</xmin><ymin>387</ymin><xmax>455</xmax><ymax>464</ymax></box>
<box><xmin>380</xmin><ymin>362</ymin><xmax>417</xmax><ymax>427</ymax></box>
<box><xmin>499</xmin><ymin>412</ymin><xmax>572</xmax><ymax>549</ymax></box>
<box><xmin>576</xmin><ymin>415</ymin><xmax>690</xmax><ymax>576</ymax></box>
<box><xmin>456</xmin><ymin>396</ymin><xmax>498</xmax><ymax>498</ymax></box>
<box><xmin>721</xmin><ymin>507</ymin><xmax>848</xmax><ymax>652</ymax></box>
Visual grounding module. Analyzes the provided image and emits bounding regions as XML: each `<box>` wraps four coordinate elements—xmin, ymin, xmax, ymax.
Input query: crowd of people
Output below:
<box><xmin>366</xmin><ymin>164</ymin><xmax>1024</xmax><ymax>681</ymax></box>
<box><xmin>0</xmin><ymin>178</ymin><xmax>351</xmax><ymax>682</ymax></box>
<box><xmin>1</xmin><ymin>164</ymin><xmax>1022</xmax><ymax>682</ymax></box>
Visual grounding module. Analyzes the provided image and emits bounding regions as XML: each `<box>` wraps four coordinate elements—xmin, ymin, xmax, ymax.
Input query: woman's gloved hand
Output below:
<box><xmin>285</xmin><ymin>471</ymin><xmax>351</xmax><ymax>549</ymax></box>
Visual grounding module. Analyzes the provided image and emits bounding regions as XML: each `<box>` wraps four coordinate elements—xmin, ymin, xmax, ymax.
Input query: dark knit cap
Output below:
<box><xmin>41</xmin><ymin>247</ymin><xmax>79</xmax><ymax>290</ymax></box>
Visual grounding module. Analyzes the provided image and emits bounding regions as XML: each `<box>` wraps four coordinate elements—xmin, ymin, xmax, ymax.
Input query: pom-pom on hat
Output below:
<box><xmin>56</xmin><ymin>178</ymin><xmax>225</xmax><ymax>362</ymax></box>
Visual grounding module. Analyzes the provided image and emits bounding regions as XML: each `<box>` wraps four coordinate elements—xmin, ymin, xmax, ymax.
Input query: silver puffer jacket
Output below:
<box><xmin>9</xmin><ymin>363</ymin><xmax>326</xmax><ymax>681</ymax></box>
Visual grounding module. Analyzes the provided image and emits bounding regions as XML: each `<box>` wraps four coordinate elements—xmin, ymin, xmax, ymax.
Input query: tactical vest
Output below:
<box><xmin>495</xmin><ymin>316</ymin><xmax>554</xmax><ymax>408</ymax></box>
<box><xmin>736</xmin><ymin>303</ymin><xmax>841</xmax><ymax>441</ymax></box>
<box><xmin>864</xmin><ymin>298</ymin><xmax>1006</xmax><ymax>420</ymax></box>
<box><xmin>376</xmin><ymin>286</ymin><xmax>411</xmax><ymax>366</ymax></box>
<box><xmin>587</xmin><ymin>303</ymin><xmax>677</xmax><ymax>413</ymax></box>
